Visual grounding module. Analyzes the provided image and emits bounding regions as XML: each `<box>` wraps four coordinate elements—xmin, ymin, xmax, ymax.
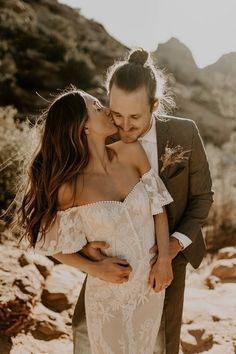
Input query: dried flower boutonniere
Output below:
<box><xmin>160</xmin><ymin>141</ymin><xmax>191</xmax><ymax>173</ymax></box>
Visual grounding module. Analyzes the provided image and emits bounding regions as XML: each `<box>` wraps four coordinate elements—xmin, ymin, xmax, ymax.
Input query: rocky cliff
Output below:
<box><xmin>1</xmin><ymin>1</ymin><xmax>235</xmax><ymax>145</ymax></box>
<box><xmin>0</xmin><ymin>0</ymin><xmax>126</xmax><ymax>115</ymax></box>
<box><xmin>153</xmin><ymin>38</ymin><xmax>236</xmax><ymax>145</ymax></box>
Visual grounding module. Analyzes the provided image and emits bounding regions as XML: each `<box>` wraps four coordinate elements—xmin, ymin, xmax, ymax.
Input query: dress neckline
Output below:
<box><xmin>56</xmin><ymin>168</ymin><xmax>153</xmax><ymax>214</ymax></box>
<box><xmin>57</xmin><ymin>179</ymin><xmax>143</xmax><ymax>214</ymax></box>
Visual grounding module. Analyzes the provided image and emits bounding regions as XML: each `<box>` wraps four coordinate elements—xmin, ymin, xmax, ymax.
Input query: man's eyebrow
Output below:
<box><xmin>111</xmin><ymin>110</ymin><xmax>140</xmax><ymax>116</ymax></box>
<box><xmin>110</xmin><ymin>109</ymin><xmax>121</xmax><ymax>114</ymax></box>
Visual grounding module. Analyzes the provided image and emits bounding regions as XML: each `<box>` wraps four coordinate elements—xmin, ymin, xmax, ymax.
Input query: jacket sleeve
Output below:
<box><xmin>175</xmin><ymin>121</ymin><xmax>214</xmax><ymax>242</ymax></box>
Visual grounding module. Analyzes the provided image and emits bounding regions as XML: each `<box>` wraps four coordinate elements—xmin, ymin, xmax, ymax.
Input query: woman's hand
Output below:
<box><xmin>149</xmin><ymin>238</ymin><xmax>183</xmax><ymax>265</ymax></box>
<box><xmin>89</xmin><ymin>257</ymin><xmax>133</xmax><ymax>284</ymax></box>
<box><xmin>148</xmin><ymin>256</ymin><xmax>173</xmax><ymax>293</ymax></box>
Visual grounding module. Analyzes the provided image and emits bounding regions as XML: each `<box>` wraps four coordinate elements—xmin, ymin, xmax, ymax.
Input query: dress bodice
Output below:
<box><xmin>33</xmin><ymin>168</ymin><xmax>173</xmax><ymax>258</ymax></box>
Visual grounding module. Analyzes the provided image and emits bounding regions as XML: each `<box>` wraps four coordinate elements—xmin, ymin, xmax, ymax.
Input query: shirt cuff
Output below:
<box><xmin>171</xmin><ymin>232</ymin><xmax>192</xmax><ymax>250</ymax></box>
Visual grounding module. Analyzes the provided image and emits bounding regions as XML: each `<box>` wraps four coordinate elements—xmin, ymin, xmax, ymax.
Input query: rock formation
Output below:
<box><xmin>0</xmin><ymin>0</ymin><xmax>126</xmax><ymax>116</ymax></box>
<box><xmin>0</xmin><ymin>1</ymin><xmax>235</xmax><ymax>146</ymax></box>
<box><xmin>1</xmin><ymin>227</ymin><xmax>236</xmax><ymax>353</ymax></box>
<box><xmin>153</xmin><ymin>38</ymin><xmax>236</xmax><ymax>145</ymax></box>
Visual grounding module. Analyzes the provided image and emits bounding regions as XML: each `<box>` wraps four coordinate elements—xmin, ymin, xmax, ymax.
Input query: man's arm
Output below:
<box><xmin>79</xmin><ymin>241</ymin><xmax>109</xmax><ymax>261</ymax></box>
<box><xmin>175</xmin><ymin>121</ymin><xmax>214</xmax><ymax>242</ymax></box>
<box><xmin>52</xmin><ymin>251</ymin><xmax>132</xmax><ymax>284</ymax></box>
<box><xmin>150</xmin><ymin>121</ymin><xmax>213</xmax><ymax>262</ymax></box>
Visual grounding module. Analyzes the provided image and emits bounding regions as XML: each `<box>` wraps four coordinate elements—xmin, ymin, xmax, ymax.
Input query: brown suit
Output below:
<box><xmin>72</xmin><ymin>116</ymin><xmax>214</xmax><ymax>353</ymax></box>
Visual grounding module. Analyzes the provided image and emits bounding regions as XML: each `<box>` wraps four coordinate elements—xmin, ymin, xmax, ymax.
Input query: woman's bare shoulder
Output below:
<box><xmin>109</xmin><ymin>140</ymin><xmax>150</xmax><ymax>174</ymax></box>
<box><xmin>57</xmin><ymin>182</ymin><xmax>75</xmax><ymax>210</ymax></box>
<box><xmin>108</xmin><ymin>140</ymin><xmax>141</xmax><ymax>154</ymax></box>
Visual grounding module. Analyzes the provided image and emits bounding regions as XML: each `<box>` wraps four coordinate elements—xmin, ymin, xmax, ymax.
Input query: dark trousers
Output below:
<box><xmin>160</xmin><ymin>252</ymin><xmax>188</xmax><ymax>354</ymax></box>
<box><xmin>72</xmin><ymin>252</ymin><xmax>188</xmax><ymax>354</ymax></box>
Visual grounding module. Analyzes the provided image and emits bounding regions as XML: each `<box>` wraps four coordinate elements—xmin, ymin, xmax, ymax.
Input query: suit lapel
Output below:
<box><xmin>155</xmin><ymin>116</ymin><xmax>169</xmax><ymax>181</ymax></box>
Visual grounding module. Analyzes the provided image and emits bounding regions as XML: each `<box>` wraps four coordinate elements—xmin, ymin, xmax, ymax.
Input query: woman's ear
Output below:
<box><xmin>84</xmin><ymin>127</ymin><xmax>89</xmax><ymax>135</ymax></box>
<box><xmin>84</xmin><ymin>123</ymin><xmax>90</xmax><ymax>135</ymax></box>
<box><xmin>151</xmin><ymin>99</ymin><xmax>159</xmax><ymax>113</ymax></box>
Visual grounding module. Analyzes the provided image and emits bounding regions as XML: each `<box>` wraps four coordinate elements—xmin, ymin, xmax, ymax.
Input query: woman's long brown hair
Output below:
<box><xmin>15</xmin><ymin>89</ymin><xmax>89</xmax><ymax>248</ymax></box>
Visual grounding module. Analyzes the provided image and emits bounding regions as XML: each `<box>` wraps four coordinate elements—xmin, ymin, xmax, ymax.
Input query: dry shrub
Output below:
<box><xmin>205</xmin><ymin>133</ymin><xmax>236</xmax><ymax>250</ymax></box>
<box><xmin>0</xmin><ymin>106</ymin><xmax>37</xmax><ymax>216</ymax></box>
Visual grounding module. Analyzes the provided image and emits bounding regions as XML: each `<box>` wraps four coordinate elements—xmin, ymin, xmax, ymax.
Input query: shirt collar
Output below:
<box><xmin>138</xmin><ymin>115</ymin><xmax>156</xmax><ymax>143</ymax></box>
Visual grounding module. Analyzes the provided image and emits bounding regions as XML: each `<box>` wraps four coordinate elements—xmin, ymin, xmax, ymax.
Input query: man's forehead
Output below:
<box><xmin>109</xmin><ymin>96</ymin><xmax>147</xmax><ymax>115</ymax></box>
<box><xmin>109</xmin><ymin>86</ymin><xmax>149</xmax><ymax>109</ymax></box>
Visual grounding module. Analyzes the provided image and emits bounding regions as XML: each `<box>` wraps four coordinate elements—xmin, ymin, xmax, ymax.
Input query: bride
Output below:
<box><xmin>16</xmin><ymin>88</ymin><xmax>173</xmax><ymax>354</ymax></box>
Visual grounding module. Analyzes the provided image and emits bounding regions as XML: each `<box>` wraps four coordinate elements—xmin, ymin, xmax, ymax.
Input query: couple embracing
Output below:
<box><xmin>17</xmin><ymin>48</ymin><xmax>213</xmax><ymax>354</ymax></box>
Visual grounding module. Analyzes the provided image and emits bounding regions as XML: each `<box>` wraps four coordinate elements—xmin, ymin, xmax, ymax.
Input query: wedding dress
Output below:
<box><xmin>34</xmin><ymin>168</ymin><xmax>173</xmax><ymax>354</ymax></box>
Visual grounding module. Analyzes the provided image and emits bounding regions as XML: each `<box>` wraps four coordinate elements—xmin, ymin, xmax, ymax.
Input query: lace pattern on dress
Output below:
<box><xmin>34</xmin><ymin>210</ymin><xmax>87</xmax><ymax>256</ymax></box>
<box><xmin>141</xmin><ymin>168</ymin><xmax>173</xmax><ymax>215</ymax></box>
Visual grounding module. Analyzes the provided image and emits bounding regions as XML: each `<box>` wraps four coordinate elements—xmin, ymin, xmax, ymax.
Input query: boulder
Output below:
<box><xmin>30</xmin><ymin>303</ymin><xmax>68</xmax><ymax>340</ymax></box>
<box><xmin>204</xmin><ymin>275</ymin><xmax>220</xmax><ymax>290</ymax></box>
<box><xmin>0</xmin><ymin>246</ymin><xmax>44</xmax><ymax>335</ymax></box>
<box><xmin>41</xmin><ymin>264</ymin><xmax>85</xmax><ymax>312</ymax></box>
<box><xmin>18</xmin><ymin>251</ymin><xmax>54</xmax><ymax>279</ymax></box>
<box><xmin>211</xmin><ymin>259</ymin><xmax>236</xmax><ymax>280</ymax></box>
<box><xmin>181</xmin><ymin>325</ymin><xmax>214</xmax><ymax>353</ymax></box>
<box><xmin>217</xmin><ymin>246</ymin><xmax>236</xmax><ymax>260</ymax></box>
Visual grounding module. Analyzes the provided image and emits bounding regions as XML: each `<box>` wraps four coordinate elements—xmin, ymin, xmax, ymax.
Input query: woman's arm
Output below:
<box><xmin>148</xmin><ymin>209</ymin><xmax>173</xmax><ymax>293</ymax></box>
<box><xmin>154</xmin><ymin>208</ymin><xmax>170</xmax><ymax>258</ymax></box>
<box><xmin>120</xmin><ymin>141</ymin><xmax>173</xmax><ymax>291</ymax></box>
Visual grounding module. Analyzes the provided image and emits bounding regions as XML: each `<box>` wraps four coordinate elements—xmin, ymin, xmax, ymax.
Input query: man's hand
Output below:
<box><xmin>149</xmin><ymin>238</ymin><xmax>182</xmax><ymax>266</ymax></box>
<box><xmin>169</xmin><ymin>237</ymin><xmax>182</xmax><ymax>259</ymax></box>
<box><xmin>79</xmin><ymin>241</ymin><xmax>110</xmax><ymax>261</ymax></box>
<box><xmin>89</xmin><ymin>257</ymin><xmax>133</xmax><ymax>284</ymax></box>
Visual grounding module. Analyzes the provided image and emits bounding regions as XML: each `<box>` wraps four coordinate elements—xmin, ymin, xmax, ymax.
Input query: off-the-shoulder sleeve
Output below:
<box><xmin>141</xmin><ymin>168</ymin><xmax>173</xmax><ymax>215</ymax></box>
<box><xmin>34</xmin><ymin>209</ymin><xmax>87</xmax><ymax>256</ymax></box>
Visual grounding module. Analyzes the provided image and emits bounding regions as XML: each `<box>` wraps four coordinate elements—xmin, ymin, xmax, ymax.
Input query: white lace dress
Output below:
<box><xmin>34</xmin><ymin>168</ymin><xmax>173</xmax><ymax>354</ymax></box>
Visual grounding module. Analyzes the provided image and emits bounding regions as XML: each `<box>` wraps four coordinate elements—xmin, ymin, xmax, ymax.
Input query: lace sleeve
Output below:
<box><xmin>34</xmin><ymin>209</ymin><xmax>87</xmax><ymax>256</ymax></box>
<box><xmin>141</xmin><ymin>168</ymin><xmax>173</xmax><ymax>215</ymax></box>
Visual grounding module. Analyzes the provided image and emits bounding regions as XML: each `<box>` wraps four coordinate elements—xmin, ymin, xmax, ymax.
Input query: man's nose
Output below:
<box><xmin>123</xmin><ymin>118</ymin><xmax>131</xmax><ymax>131</ymax></box>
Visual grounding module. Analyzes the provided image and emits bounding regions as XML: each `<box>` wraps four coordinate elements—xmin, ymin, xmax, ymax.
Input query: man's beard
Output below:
<box><xmin>118</xmin><ymin>128</ymin><xmax>140</xmax><ymax>143</ymax></box>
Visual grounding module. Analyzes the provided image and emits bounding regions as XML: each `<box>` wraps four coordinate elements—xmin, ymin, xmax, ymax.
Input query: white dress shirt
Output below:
<box><xmin>138</xmin><ymin>116</ymin><xmax>192</xmax><ymax>249</ymax></box>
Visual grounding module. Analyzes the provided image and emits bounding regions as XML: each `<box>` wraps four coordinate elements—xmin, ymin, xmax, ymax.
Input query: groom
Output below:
<box><xmin>72</xmin><ymin>49</ymin><xmax>214</xmax><ymax>354</ymax></box>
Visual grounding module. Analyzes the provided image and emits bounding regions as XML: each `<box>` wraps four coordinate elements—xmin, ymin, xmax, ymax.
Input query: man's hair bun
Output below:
<box><xmin>128</xmin><ymin>48</ymin><xmax>149</xmax><ymax>65</ymax></box>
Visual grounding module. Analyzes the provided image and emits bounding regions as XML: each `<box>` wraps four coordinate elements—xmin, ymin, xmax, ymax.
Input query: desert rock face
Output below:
<box><xmin>154</xmin><ymin>38</ymin><xmax>199</xmax><ymax>85</ymax></box>
<box><xmin>0</xmin><ymin>0</ymin><xmax>126</xmax><ymax>116</ymax></box>
<box><xmin>153</xmin><ymin>38</ymin><xmax>236</xmax><ymax>146</ymax></box>
<box><xmin>0</xmin><ymin>230</ymin><xmax>85</xmax><ymax>353</ymax></box>
<box><xmin>1</xmin><ymin>1</ymin><xmax>236</xmax><ymax>147</ymax></box>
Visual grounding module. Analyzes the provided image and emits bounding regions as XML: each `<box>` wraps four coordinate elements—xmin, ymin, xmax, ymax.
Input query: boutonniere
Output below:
<box><xmin>160</xmin><ymin>141</ymin><xmax>191</xmax><ymax>173</ymax></box>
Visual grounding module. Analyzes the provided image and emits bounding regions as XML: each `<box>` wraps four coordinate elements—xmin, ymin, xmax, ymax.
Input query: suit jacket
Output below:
<box><xmin>154</xmin><ymin>115</ymin><xmax>214</xmax><ymax>268</ymax></box>
<box><xmin>107</xmin><ymin>115</ymin><xmax>213</xmax><ymax>268</ymax></box>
